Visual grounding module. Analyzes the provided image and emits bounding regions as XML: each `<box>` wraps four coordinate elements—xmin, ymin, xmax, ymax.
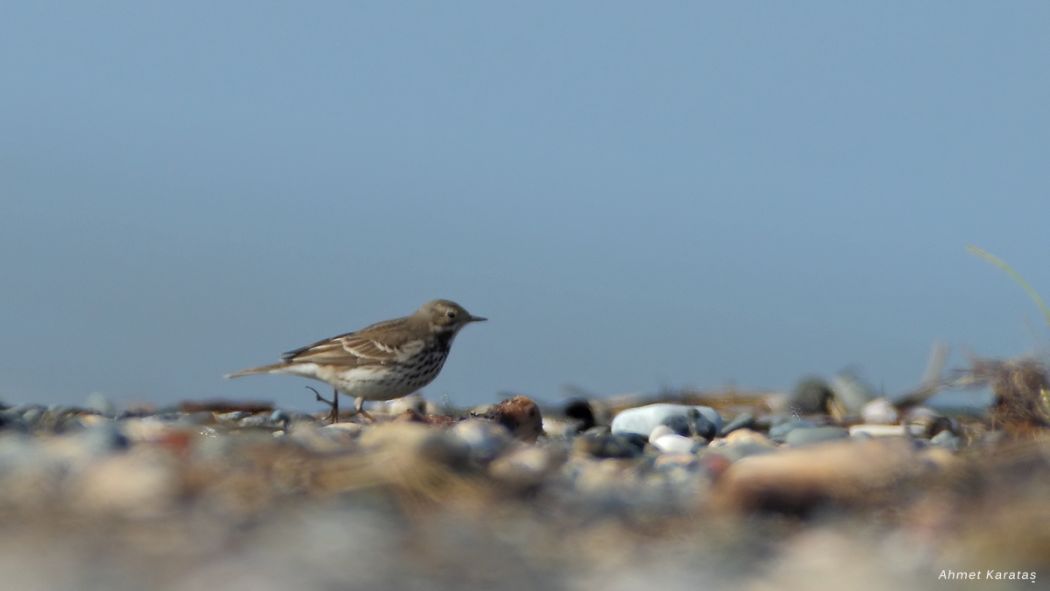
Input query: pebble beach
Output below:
<box><xmin>1</xmin><ymin>359</ymin><xmax>1048</xmax><ymax>591</ymax></box>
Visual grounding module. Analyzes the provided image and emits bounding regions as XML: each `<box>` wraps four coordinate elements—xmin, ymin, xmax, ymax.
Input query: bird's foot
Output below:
<box><xmin>352</xmin><ymin>397</ymin><xmax>375</xmax><ymax>423</ymax></box>
<box><xmin>307</xmin><ymin>386</ymin><xmax>340</xmax><ymax>424</ymax></box>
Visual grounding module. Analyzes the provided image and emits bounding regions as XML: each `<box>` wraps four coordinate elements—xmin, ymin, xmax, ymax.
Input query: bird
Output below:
<box><xmin>226</xmin><ymin>299</ymin><xmax>486</xmax><ymax>422</ymax></box>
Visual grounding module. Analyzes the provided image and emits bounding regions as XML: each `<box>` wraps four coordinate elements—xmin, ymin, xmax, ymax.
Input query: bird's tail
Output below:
<box><xmin>224</xmin><ymin>362</ymin><xmax>289</xmax><ymax>379</ymax></box>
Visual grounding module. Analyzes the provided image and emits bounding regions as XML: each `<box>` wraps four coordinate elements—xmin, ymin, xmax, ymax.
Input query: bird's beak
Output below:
<box><xmin>469</xmin><ymin>315</ymin><xmax>488</xmax><ymax>322</ymax></box>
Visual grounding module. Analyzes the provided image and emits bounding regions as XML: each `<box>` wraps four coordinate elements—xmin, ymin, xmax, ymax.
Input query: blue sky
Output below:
<box><xmin>2</xmin><ymin>2</ymin><xmax>1048</xmax><ymax>409</ymax></box>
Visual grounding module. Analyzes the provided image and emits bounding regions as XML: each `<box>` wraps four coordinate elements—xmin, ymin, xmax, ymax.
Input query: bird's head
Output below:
<box><xmin>419</xmin><ymin>299</ymin><xmax>487</xmax><ymax>332</ymax></box>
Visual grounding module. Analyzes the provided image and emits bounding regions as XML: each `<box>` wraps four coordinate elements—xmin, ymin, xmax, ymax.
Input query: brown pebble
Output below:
<box><xmin>712</xmin><ymin>439</ymin><xmax>921</xmax><ymax>515</ymax></box>
<box><xmin>473</xmin><ymin>395</ymin><xmax>543</xmax><ymax>442</ymax></box>
<box><xmin>724</xmin><ymin>429</ymin><xmax>774</xmax><ymax>447</ymax></box>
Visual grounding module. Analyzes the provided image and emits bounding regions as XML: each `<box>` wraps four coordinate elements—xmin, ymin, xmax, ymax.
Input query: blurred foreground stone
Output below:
<box><xmin>0</xmin><ymin>378</ymin><xmax>1048</xmax><ymax>591</ymax></box>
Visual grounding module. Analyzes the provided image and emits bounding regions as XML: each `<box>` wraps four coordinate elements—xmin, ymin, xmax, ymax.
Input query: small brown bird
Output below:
<box><xmin>226</xmin><ymin>299</ymin><xmax>486</xmax><ymax>422</ymax></box>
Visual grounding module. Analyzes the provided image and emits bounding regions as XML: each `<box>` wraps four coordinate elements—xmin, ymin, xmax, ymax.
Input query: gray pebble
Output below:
<box><xmin>784</xmin><ymin>426</ymin><xmax>850</xmax><ymax>446</ymax></box>
<box><xmin>720</xmin><ymin>412</ymin><xmax>755</xmax><ymax>436</ymax></box>
<box><xmin>574</xmin><ymin>432</ymin><xmax>645</xmax><ymax>459</ymax></box>
<box><xmin>692</xmin><ymin>411</ymin><xmax>718</xmax><ymax>439</ymax></box>
<box><xmin>769</xmin><ymin>419</ymin><xmax>817</xmax><ymax>443</ymax></box>
<box><xmin>930</xmin><ymin>430</ymin><xmax>961</xmax><ymax>451</ymax></box>
<box><xmin>790</xmin><ymin>377</ymin><xmax>832</xmax><ymax>413</ymax></box>
<box><xmin>0</xmin><ymin>410</ymin><xmax>28</xmax><ymax>433</ymax></box>
<box><xmin>216</xmin><ymin>411</ymin><xmax>250</xmax><ymax>423</ymax></box>
<box><xmin>85</xmin><ymin>393</ymin><xmax>116</xmax><ymax>417</ymax></box>
<box><xmin>73</xmin><ymin>423</ymin><xmax>130</xmax><ymax>455</ymax></box>
<box><xmin>660</xmin><ymin>414</ymin><xmax>692</xmax><ymax>436</ymax></box>
<box><xmin>238</xmin><ymin>414</ymin><xmax>274</xmax><ymax>428</ymax></box>
<box><xmin>181</xmin><ymin>412</ymin><xmax>216</xmax><ymax>426</ymax></box>
<box><xmin>828</xmin><ymin>373</ymin><xmax>875</xmax><ymax>416</ymax></box>
<box><xmin>450</xmin><ymin>419</ymin><xmax>511</xmax><ymax>464</ymax></box>
<box><xmin>14</xmin><ymin>404</ymin><xmax>46</xmax><ymax>422</ymax></box>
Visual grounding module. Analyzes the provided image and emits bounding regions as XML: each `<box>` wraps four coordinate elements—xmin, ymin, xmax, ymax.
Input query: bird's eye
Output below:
<box><xmin>446</xmin><ymin>311</ymin><xmax>457</xmax><ymax>319</ymax></box>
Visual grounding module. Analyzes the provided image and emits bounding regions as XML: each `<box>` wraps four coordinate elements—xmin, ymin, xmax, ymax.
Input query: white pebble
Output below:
<box><xmin>648</xmin><ymin>425</ymin><xmax>675</xmax><ymax>443</ymax></box>
<box><xmin>652</xmin><ymin>434</ymin><xmax>697</xmax><ymax>454</ymax></box>
<box><xmin>861</xmin><ymin>398</ymin><xmax>899</xmax><ymax>425</ymax></box>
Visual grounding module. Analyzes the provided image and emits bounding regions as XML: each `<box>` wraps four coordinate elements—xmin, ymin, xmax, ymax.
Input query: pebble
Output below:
<box><xmin>73</xmin><ymin>423</ymin><xmax>130</xmax><ymax>455</ymax></box>
<box><xmin>386</xmin><ymin>394</ymin><xmax>426</xmax><ymax>416</ymax></box>
<box><xmin>0</xmin><ymin>433</ymin><xmax>41</xmax><ymax>472</ymax></box>
<box><xmin>488</xmin><ymin>444</ymin><xmax>566</xmax><ymax>488</ymax></box>
<box><xmin>574</xmin><ymin>432</ymin><xmax>645</xmax><ymax>459</ymax></box>
<box><xmin>73</xmin><ymin>449</ymin><xmax>178</xmax><ymax>517</ymax></box>
<box><xmin>849</xmin><ymin>424</ymin><xmax>907</xmax><ymax>438</ymax></box>
<box><xmin>287</xmin><ymin>423</ymin><xmax>357</xmax><ymax>451</ymax></box>
<box><xmin>784</xmin><ymin>426</ymin><xmax>849</xmax><ymax>446</ymax></box>
<box><xmin>651</xmin><ymin>433</ymin><xmax>701</xmax><ymax>455</ymax></box>
<box><xmin>18</xmin><ymin>406</ymin><xmax>83</xmax><ymax>433</ymax></box>
<box><xmin>238</xmin><ymin>414</ymin><xmax>275</xmax><ymax>428</ymax></box>
<box><xmin>790</xmin><ymin>377</ymin><xmax>832</xmax><ymax>413</ymax></box>
<box><xmin>85</xmin><ymin>393</ymin><xmax>116</xmax><ymax>417</ymax></box>
<box><xmin>449</xmin><ymin>419</ymin><xmax>512</xmax><ymax>464</ymax></box>
<box><xmin>540</xmin><ymin>417</ymin><xmax>579</xmax><ymax>439</ymax></box>
<box><xmin>569</xmin><ymin>456</ymin><xmax>637</xmax><ymax>496</ymax></box>
<box><xmin>121</xmin><ymin>417</ymin><xmax>190</xmax><ymax>444</ymax></box>
<box><xmin>768</xmin><ymin>419</ymin><xmax>817</xmax><ymax>443</ymax></box>
<box><xmin>563</xmin><ymin>398</ymin><xmax>597</xmax><ymax>431</ymax></box>
<box><xmin>861</xmin><ymin>398</ymin><xmax>899</xmax><ymax>425</ymax></box>
<box><xmin>359</xmin><ymin>422</ymin><xmax>470</xmax><ymax>468</ymax></box>
<box><xmin>0</xmin><ymin>409</ymin><xmax>28</xmax><ymax>433</ymax></box>
<box><xmin>648</xmin><ymin>425</ymin><xmax>675</xmax><ymax>443</ymax></box>
<box><xmin>659</xmin><ymin>413</ymin><xmax>693</xmax><ymax>436</ymax></box>
<box><xmin>905</xmin><ymin>407</ymin><xmax>955</xmax><ymax>438</ymax></box>
<box><xmin>930</xmin><ymin>430</ymin><xmax>961</xmax><ymax>451</ymax></box>
<box><xmin>216</xmin><ymin>411</ymin><xmax>250</xmax><ymax>423</ymax></box>
<box><xmin>15</xmin><ymin>404</ymin><xmax>46</xmax><ymax>428</ymax></box>
<box><xmin>610</xmin><ymin>404</ymin><xmax>723</xmax><ymax>439</ymax></box>
<box><xmin>181</xmin><ymin>411</ymin><xmax>217</xmax><ymax>425</ymax></box>
<box><xmin>649</xmin><ymin>454</ymin><xmax>710</xmax><ymax>497</ymax></box>
<box><xmin>920</xmin><ymin>446</ymin><xmax>960</xmax><ymax>472</ymax></box>
<box><xmin>652</xmin><ymin>453</ymin><xmax>704</xmax><ymax>488</ymax></box>
<box><xmin>190</xmin><ymin>432</ymin><xmax>241</xmax><ymax>461</ymax></box>
<box><xmin>707</xmin><ymin>442</ymin><xmax>774</xmax><ymax>463</ymax></box>
<box><xmin>828</xmin><ymin>373</ymin><xmax>875</xmax><ymax>418</ymax></box>
<box><xmin>321</xmin><ymin>422</ymin><xmax>364</xmax><ymax>438</ymax></box>
<box><xmin>471</xmin><ymin>396</ymin><xmax>543</xmax><ymax>442</ymax></box>
<box><xmin>714</xmin><ymin>439</ymin><xmax>920</xmax><ymax>513</ymax></box>
<box><xmin>720</xmin><ymin>412</ymin><xmax>755</xmax><ymax>436</ymax></box>
<box><xmin>722</xmin><ymin>428</ymin><xmax>774</xmax><ymax>448</ymax></box>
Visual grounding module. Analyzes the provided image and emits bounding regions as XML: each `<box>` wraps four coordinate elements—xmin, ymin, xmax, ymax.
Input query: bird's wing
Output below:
<box><xmin>281</xmin><ymin>318</ymin><xmax>425</xmax><ymax>366</ymax></box>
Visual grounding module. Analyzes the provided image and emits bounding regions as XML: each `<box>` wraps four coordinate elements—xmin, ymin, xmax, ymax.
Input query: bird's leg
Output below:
<box><xmin>354</xmin><ymin>396</ymin><xmax>374</xmax><ymax>422</ymax></box>
<box><xmin>330</xmin><ymin>387</ymin><xmax>340</xmax><ymax>423</ymax></box>
<box><xmin>306</xmin><ymin>386</ymin><xmax>340</xmax><ymax>423</ymax></box>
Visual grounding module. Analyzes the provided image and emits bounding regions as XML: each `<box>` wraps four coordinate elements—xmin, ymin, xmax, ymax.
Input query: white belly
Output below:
<box><xmin>333</xmin><ymin>367</ymin><xmax>425</xmax><ymax>400</ymax></box>
<box><xmin>281</xmin><ymin>354</ymin><xmax>448</xmax><ymax>401</ymax></box>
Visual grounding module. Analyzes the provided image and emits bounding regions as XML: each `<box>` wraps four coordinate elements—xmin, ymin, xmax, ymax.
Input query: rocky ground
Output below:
<box><xmin>1</xmin><ymin>359</ymin><xmax>1049</xmax><ymax>590</ymax></box>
